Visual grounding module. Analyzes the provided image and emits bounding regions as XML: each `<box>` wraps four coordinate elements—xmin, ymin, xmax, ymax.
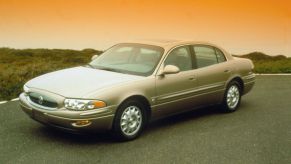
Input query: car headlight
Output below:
<box><xmin>23</xmin><ymin>85</ymin><xmax>29</xmax><ymax>93</ymax></box>
<box><xmin>64</xmin><ymin>99</ymin><xmax>106</xmax><ymax>110</ymax></box>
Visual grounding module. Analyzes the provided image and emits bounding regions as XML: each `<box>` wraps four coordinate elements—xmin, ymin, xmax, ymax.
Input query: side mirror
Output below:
<box><xmin>91</xmin><ymin>55</ymin><xmax>99</xmax><ymax>61</ymax></box>
<box><xmin>161</xmin><ymin>65</ymin><xmax>180</xmax><ymax>75</ymax></box>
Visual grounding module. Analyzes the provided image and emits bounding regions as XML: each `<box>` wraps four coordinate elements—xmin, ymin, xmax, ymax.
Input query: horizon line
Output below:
<box><xmin>0</xmin><ymin>46</ymin><xmax>289</xmax><ymax>57</ymax></box>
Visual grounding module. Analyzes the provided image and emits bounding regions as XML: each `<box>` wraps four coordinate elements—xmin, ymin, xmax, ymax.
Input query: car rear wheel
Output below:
<box><xmin>221</xmin><ymin>81</ymin><xmax>241</xmax><ymax>112</ymax></box>
<box><xmin>112</xmin><ymin>100</ymin><xmax>147</xmax><ymax>141</ymax></box>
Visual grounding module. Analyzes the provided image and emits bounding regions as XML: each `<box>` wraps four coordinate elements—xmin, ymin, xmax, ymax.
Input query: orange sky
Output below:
<box><xmin>0</xmin><ymin>0</ymin><xmax>290</xmax><ymax>56</ymax></box>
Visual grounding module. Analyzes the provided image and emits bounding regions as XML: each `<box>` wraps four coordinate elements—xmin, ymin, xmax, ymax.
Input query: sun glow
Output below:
<box><xmin>0</xmin><ymin>0</ymin><xmax>290</xmax><ymax>56</ymax></box>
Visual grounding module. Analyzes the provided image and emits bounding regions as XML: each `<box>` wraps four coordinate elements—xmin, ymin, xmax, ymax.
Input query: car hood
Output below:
<box><xmin>26</xmin><ymin>66</ymin><xmax>143</xmax><ymax>98</ymax></box>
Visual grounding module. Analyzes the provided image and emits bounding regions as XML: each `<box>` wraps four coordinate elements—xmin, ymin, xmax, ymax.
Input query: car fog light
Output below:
<box><xmin>72</xmin><ymin>120</ymin><xmax>91</xmax><ymax>127</ymax></box>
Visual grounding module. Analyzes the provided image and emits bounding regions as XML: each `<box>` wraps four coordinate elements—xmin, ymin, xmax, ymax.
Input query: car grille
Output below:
<box><xmin>28</xmin><ymin>92</ymin><xmax>58</xmax><ymax>108</ymax></box>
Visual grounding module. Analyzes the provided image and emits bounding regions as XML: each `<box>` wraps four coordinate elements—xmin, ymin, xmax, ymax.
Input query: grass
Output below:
<box><xmin>236</xmin><ymin>52</ymin><xmax>291</xmax><ymax>73</ymax></box>
<box><xmin>0</xmin><ymin>48</ymin><xmax>290</xmax><ymax>101</ymax></box>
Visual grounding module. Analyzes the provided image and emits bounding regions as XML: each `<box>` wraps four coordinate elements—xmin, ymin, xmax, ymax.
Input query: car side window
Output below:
<box><xmin>164</xmin><ymin>46</ymin><xmax>192</xmax><ymax>72</ymax></box>
<box><xmin>215</xmin><ymin>48</ymin><xmax>226</xmax><ymax>63</ymax></box>
<box><xmin>193</xmin><ymin>46</ymin><xmax>218</xmax><ymax>68</ymax></box>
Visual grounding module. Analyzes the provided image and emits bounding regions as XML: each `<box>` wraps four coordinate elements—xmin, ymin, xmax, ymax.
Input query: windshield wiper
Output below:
<box><xmin>97</xmin><ymin>67</ymin><xmax>121</xmax><ymax>73</ymax></box>
<box><xmin>86</xmin><ymin>65</ymin><xmax>123</xmax><ymax>73</ymax></box>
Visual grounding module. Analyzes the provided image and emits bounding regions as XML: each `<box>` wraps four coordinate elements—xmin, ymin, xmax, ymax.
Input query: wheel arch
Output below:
<box><xmin>226</xmin><ymin>76</ymin><xmax>244</xmax><ymax>93</ymax></box>
<box><xmin>117</xmin><ymin>95</ymin><xmax>152</xmax><ymax>120</ymax></box>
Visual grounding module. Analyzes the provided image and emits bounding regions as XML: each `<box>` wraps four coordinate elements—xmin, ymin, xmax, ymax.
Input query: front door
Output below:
<box><xmin>154</xmin><ymin>46</ymin><xmax>197</xmax><ymax>117</ymax></box>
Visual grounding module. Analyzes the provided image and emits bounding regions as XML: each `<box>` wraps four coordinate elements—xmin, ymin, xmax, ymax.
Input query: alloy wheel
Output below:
<box><xmin>120</xmin><ymin>106</ymin><xmax>142</xmax><ymax>136</ymax></box>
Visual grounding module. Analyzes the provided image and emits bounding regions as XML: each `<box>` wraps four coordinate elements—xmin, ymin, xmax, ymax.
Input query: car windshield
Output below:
<box><xmin>89</xmin><ymin>43</ymin><xmax>164</xmax><ymax>76</ymax></box>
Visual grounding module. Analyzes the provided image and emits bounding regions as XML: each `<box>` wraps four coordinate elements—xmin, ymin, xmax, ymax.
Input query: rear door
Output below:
<box><xmin>191</xmin><ymin>45</ymin><xmax>230</xmax><ymax>105</ymax></box>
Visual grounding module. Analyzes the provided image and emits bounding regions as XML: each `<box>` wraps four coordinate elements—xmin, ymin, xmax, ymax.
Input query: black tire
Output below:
<box><xmin>112</xmin><ymin>100</ymin><xmax>147</xmax><ymax>141</ymax></box>
<box><xmin>221</xmin><ymin>81</ymin><xmax>242</xmax><ymax>113</ymax></box>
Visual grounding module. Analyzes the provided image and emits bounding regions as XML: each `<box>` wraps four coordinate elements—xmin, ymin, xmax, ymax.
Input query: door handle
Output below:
<box><xmin>224</xmin><ymin>70</ymin><xmax>231</xmax><ymax>73</ymax></box>
<box><xmin>188</xmin><ymin>76</ymin><xmax>196</xmax><ymax>81</ymax></box>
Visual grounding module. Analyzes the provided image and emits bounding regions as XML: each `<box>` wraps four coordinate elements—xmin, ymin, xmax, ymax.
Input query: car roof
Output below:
<box><xmin>121</xmin><ymin>39</ymin><xmax>233</xmax><ymax>60</ymax></box>
<box><xmin>124</xmin><ymin>39</ymin><xmax>221</xmax><ymax>49</ymax></box>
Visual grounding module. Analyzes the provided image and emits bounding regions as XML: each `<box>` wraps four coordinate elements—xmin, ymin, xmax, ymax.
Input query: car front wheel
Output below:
<box><xmin>113</xmin><ymin>100</ymin><xmax>147</xmax><ymax>141</ymax></box>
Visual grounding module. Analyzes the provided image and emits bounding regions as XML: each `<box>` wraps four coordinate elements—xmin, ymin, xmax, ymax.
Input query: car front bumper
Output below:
<box><xmin>19</xmin><ymin>93</ymin><xmax>116</xmax><ymax>132</ymax></box>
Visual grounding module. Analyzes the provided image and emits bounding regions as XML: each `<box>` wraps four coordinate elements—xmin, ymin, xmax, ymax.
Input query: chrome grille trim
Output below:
<box><xmin>27</xmin><ymin>93</ymin><xmax>58</xmax><ymax>110</ymax></box>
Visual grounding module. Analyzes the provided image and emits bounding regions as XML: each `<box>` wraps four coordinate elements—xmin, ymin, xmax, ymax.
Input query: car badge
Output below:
<box><xmin>38</xmin><ymin>96</ymin><xmax>44</xmax><ymax>105</ymax></box>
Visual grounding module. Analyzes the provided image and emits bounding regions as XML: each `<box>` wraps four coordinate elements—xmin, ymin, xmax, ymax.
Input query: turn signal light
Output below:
<box><xmin>87</xmin><ymin>100</ymin><xmax>106</xmax><ymax>109</ymax></box>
